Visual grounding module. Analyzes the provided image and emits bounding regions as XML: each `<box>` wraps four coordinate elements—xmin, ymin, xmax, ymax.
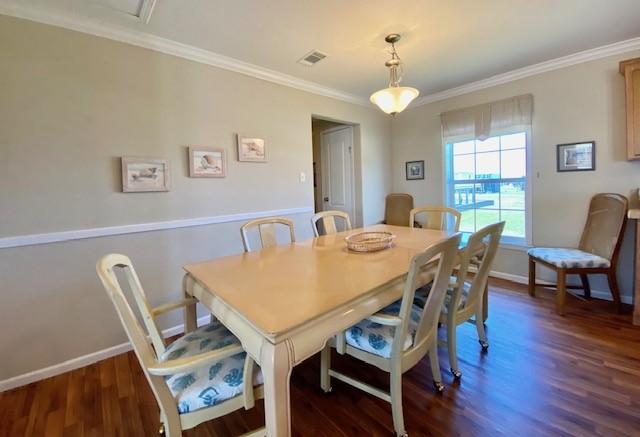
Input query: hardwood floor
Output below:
<box><xmin>1</xmin><ymin>278</ymin><xmax>639</xmax><ymax>436</ymax></box>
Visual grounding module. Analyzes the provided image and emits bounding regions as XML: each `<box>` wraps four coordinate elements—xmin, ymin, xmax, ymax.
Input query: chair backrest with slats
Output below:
<box><xmin>451</xmin><ymin>222</ymin><xmax>504</xmax><ymax>312</ymax></box>
<box><xmin>240</xmin><ymin>217</ymin><xmax>296</xmax><ymax>252</ymax></box>
<box><xmin>579</xmin><ymin>193</ymin><xmax>628</xmax><ymax>262</ymax></box>
<box><xmin>96</xmin><ymin>254</ymin><xmax>177</xmax><ymax>422</ymax></box>
<box><xmin>384</xmin><ymin>193</ymin><xmax>414</xmax><ymax>227</ymax></box>
<box><xmin>310</xmin><ymin>210</ymin><xmax>352</xmax><ymax>236</ymax></box>
<box><xmin>409</xmin><ymin>206</ymin><xmax>461</xmax><ymax>231</ymax></box>
<box><xmin>392</xmin><ymin>233</ymin><xmax>461</xmax><ymax>357</ymax></box>
<box><xmin>96</xmin><ymin>253</ymin><xmax>167</xmax><ymax>355</ymax></box>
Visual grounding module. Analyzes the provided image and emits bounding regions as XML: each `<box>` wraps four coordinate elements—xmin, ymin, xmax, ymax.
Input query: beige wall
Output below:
<box><xmin>392</xmin><ymin>50</ymin><xmax>640</xmax><ymax>298</ymax></box>
<box><xmin>0</xmin><ymin>16</ymin><xmax>391</xmax><ymax>381</ymax></box>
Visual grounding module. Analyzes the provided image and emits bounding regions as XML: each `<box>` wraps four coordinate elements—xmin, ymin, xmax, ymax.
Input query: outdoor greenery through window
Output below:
<box><xmin>446</xmin><ymin>132</ymin><xmax>528</xmax><ymax>244</ymax></box>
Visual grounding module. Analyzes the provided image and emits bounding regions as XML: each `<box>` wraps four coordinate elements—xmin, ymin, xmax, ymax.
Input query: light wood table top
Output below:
<box><xmin>184</xmin><ymin>224</ymin><xmax>454</xmax><ymax>336</ymax></box>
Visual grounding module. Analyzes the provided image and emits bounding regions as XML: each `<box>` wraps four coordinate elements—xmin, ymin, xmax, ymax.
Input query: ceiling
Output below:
<box><xmin>3</xmin><ymin>0</ymin><xmax>640</xmax><ymax>102</ymax></box>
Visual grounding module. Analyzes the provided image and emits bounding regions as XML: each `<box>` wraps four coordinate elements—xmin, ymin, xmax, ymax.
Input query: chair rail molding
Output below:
<box><xmin>0</xmin><ymin>1</ymin><xmax>368</xmax><ymax>107</ymax></box>
<box><xmin>0</xmin><ymin>206</ymin><xmax>314</xmax><ymax>249</ymax></box>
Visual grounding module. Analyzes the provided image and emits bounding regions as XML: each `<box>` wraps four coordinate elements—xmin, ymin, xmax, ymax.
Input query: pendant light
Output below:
<box><xmin>370</xmin><ymin>34</ymin><xmax>419</xmax><ymax>115</ymax></box>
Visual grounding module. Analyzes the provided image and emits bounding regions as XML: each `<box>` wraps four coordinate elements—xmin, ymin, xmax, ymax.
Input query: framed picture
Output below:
<box><xmin>405</xmin><ymin>160</ymin><xmax>425</xmax><ymax>180</ymax></box>
<box><xmin>237</xmin><ymin>135</ymin><xmax>267</xmax><ymax>162</ymax></box>
<box><xmin>557</xmin><ymin>141</ymin><xmax>595</xmax><ymax>172</ymax></box>
<box><xmin>121</xmin><ymin>157</ymin><xmax>170</xmax><ymax>192</ymax></box>
<box><xmin>189</xmin><ymin>146</ymin><xmax>226</xmax><ymax>178</ymax></box>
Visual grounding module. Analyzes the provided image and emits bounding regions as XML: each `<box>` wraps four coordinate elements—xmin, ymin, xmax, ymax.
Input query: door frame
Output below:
<box><xmin>319</xmin><ymin>125</ymin><xmax>356</xmax><ymax>223</ymax></box>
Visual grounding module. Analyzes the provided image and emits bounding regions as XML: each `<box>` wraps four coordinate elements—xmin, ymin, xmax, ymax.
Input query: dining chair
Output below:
<box><xmin>384</xmin><ymin>193</ymin><xmax>414</xmax><ymax>226</ymax></box>
<box><xmin>96</xmin><ymin>254</ymin><xmax>265</xmax><ymax>437</ymax></box>
<box><xmin>409</xmin><ymin>205</ymin><xmax>461</xmax><ymax>231</ymax></box>
<box><xmin>320</xmin><ymin>233</ymin><xmax>461</xmax><ymax>437</ymax></box>
<box><xmin>417</xmin><ymin>221</ymin><xmax>504</xmax><ymax>380</ymax></box>
<box><xmin>528</xmin><ymin>193</ymin><xmax>628</xmax><ymax>315</ymax></box>
<box><xmin>310</xmin><ymin>210</ymin><xmax>352</xmax><ymax>236</ymax></box>
<box><xmin>240</xmin><ymin>217</ymin><xmax>295</xmax><ymax>252</ymax></box>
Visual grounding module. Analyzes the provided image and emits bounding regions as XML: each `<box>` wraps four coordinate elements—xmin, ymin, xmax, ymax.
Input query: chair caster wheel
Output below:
<box><xmin>397</xmin><ymin>432</ymin><xmax>408</xmax><ymax>437</ymax></box>
<box><xmin>450</xmin><ymin>368</ymin><xmax>462</xmax><ymax>379</ymax></box>
<box><xmin>158</xmin><ymin>423</ymin><xmax>166</xmax><ymax>436</ymax></box>
<box><xmin>433</xmin><ymin>381</ymin><xmax>445</xmax><ymax>393</ymax></box>
<box><xmin>479</xmin><ymin>340</ymin><xmax>489</xmax><ymax>351</ymax></box>
<box><xmin>323</xmin><ymin>386</ymin><xmax>333</xmax><ymax>394</ymax></box>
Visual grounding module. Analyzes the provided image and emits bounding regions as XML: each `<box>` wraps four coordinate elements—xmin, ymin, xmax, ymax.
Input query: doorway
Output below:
<box><xmin>311</xmin><ymin>118</ymin><xmax>356</xmax><ymax>227</ymax></box>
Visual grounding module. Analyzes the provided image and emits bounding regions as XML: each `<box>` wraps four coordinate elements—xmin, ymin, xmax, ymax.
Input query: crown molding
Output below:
<box><xmin>0</xmin><ymin>1</ymin><xmax>370</xmax><ymax>107</ymax></box>
<box><xmin>413</xmin><ymin>36</ymin><xmax>640</xmax><ymax>107</ymax></box>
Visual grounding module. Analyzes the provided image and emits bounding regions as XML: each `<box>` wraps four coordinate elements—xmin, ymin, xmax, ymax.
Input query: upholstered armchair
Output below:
<box><xmin>528</xmin><ymin>193</ymin><xmax>628</xmax><ymax>315</ymax></box>
<box><xmin>384</xmin><ymin>193</ymin><xmax>415</xmax><ymax>226</ymax></box>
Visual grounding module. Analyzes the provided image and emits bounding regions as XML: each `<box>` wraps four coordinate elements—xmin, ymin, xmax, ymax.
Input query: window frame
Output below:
<box><xmin>442</xmin><ymin>127</ymin><xmax>532</xmax><ymax>249</ymax></box>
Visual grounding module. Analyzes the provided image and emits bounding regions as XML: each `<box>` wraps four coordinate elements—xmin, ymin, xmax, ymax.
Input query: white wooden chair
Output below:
<box><xmin>310</xmin><ymin>210</ymin><xmax>352</xmax><ymax>236</ymax></box>
<box><xmin>415</xmin><ymin>222</ymin><xmax>504</xmax><ymax>380</ymax></box>
<box><xmin>96</xmin><ymin>254</ymin><xmax>265</xmax><ymax>437</ymax></box>
<box><xmin>240</xmin><ymin>217</ymin><xmax>295</xmax><ymax>252</ymax></box>
<box><xmin>320</xmin><ymin>233</ymin><xmax>461</xmax><ymax>437</ymax></box>
<box><xmin>410</xmin><ymin>205</ymin><xmax>461</xmax><ymax>231</ymax></box>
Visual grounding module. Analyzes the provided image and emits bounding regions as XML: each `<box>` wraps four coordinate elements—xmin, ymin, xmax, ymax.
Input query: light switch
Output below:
<box><xmin>299</xmin><ymin>172</ymin><xmax>306</xmax><ymax>183</ymax></box>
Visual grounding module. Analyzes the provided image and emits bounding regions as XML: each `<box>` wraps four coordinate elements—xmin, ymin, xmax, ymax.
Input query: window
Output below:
<box><xmin>445</xmin><ymin>131</ymin><xmax>529</xmax><ymax>246</ymax></box>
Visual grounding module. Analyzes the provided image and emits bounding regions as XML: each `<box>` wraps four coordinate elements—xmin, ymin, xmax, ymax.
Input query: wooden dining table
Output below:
<box><xmin>182</xmin><ymin>224</ymin><xmax>457</xmax><ymax>436</ymax></box>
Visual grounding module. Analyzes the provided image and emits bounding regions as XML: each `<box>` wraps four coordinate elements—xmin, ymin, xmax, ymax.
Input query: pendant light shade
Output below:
<box><xmin>370</xmin><ymin>34</ymin><xmax>419</xmax><ymax>115</ymax></box>
<box><xmin>370</xmin><ymin>86</ymin><xmax>419</xmax><ymax>115</ymax></box>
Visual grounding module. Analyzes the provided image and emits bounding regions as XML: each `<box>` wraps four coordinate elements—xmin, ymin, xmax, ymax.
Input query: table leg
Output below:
<box><xmin>182</xmin><ymin>275</ymin><xmax>197</xmax><ymax>333</ymax></box>
<box><xmin>261</xmin><ymin>340</ymin><xmax>294</xmax><ymax>437</ymax></box>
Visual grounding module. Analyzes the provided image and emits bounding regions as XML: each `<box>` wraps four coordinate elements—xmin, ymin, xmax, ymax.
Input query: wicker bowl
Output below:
<box><xmin>345</xmin><ymin>231</ymin><xmax>396</xmax><ymax>253</ymax></box>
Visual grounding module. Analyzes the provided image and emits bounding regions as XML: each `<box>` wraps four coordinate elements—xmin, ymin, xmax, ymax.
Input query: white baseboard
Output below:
<box><xmin>0</xmin><ymin>315</ymin><xmax>211</xmax><ymax>393</ymax></box>
<box><xmin>489</xmin><ymin>270</ymin><xmax>633</xmax><ymax>304</ymax></box>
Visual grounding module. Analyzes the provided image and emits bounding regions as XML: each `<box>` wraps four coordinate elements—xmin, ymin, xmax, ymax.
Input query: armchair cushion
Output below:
<box><xmin>527</xmin><ymin>247</ymin><xmax>610</xmax><ymax>269</ymax></box>
<box><xmin>413</xmin><ymin>281</ymin><xmax>470</xmax><ymax>314</ymax></box>
<box><xmin>345</xmin><ymin>300</ymin><xmax>422</xmax><ymax>358</ymax></box>
<box><xmin>160</xmin><ymin>321</ymin><xmax>262</xmax><ymax>414</ymax></box>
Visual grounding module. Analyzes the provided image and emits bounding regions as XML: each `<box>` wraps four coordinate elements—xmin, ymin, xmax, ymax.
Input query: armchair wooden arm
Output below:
<box><xmin>151</xmin><ymin>297</ymin><xmax>198</xmax><ymax>317</ymax></box>
<box><xmin>366</xmin><ymin>313</ymin><xmax>402</xmax><ymax>326</ymax></box>
<box><xmin>147</xmin><ymin>343</ymin><xmax>244</xmax><ymax>376</ymax></box>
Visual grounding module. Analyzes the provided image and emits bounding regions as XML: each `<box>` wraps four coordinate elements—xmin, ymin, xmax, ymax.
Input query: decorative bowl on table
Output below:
<box><xmin>345</xmin><ymin>231</ymin><xmax>396</xmax><ymax>253</ymax></box>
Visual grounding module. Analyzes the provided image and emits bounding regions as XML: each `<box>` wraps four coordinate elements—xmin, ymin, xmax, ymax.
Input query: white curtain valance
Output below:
<box><xmin>441</xmin><ymin>94</ymin><xmax>533</xmax><ymax>141</ymax></box>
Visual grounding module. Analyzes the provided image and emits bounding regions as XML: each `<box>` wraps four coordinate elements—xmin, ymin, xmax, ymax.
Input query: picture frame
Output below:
<box><xmin>237</xmin><ymin>135</ymin><xmax>267</xmax><ymax>162</ymax></box>
<box><xmin>188</xmin><ymin>146</ymin><xmax>226</xmax><ymax>178</ymax></box>
<box><xmin>556</xmin><ymin>141</ymin><xmax>595</xmax><ymax>172</ymax></box>
<box><xmin>405</xmin><ymin>160</ymin><xmax>425</xmax><ymax>180</ymax></box>
<box><xmin>121</xmin><ymin>157</ymin><xmax>170</xmax><ymax>192</ymax></box>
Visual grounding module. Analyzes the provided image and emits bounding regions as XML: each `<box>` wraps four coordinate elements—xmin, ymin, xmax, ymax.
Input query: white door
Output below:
<box><xmin>320</xmin><ymin>126</ymin><xmax>354</xmax><ymax>221</ymax></box>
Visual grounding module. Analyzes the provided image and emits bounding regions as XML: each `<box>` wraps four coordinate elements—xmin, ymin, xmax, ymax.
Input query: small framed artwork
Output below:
<box><xmin>189</xmin><ymin>146</ymin><xmax>226</xmax><ymax>178</ymax></box>
<box><xmin>121</xmin><ymin>157</ymin><xmax>170</xmax><ymax>192</ymax></box>
<box><xmin>237</xmin><ymin>135</ymin><xmax>267</xmax><ymax>162</ymax></box>
<box><xmin>557</xmin><ymin>141</ymin><xmax>595</xmax><ymax>172</ymax></box>
<box><xmin>406</xmin><ymin>160</ymin><xmax>425</xmax><ymax>180</ymax></box>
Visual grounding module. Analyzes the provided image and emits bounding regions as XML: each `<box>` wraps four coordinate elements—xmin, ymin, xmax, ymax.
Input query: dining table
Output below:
<box><xmin>181</xmin><ymin>224</ymin><xmax>458</xmax><ymax>436</ymax></box>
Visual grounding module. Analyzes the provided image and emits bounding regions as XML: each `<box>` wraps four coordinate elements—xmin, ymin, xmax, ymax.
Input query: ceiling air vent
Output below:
<box><xmin>298</xmin><ymin>50</ymin><xmax>327</xmax><ymax>66</ymax></box>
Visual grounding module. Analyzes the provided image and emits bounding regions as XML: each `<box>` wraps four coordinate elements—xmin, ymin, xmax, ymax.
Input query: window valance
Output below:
<box><xmin>441</xmin><ymin>94</ymin><xmax>533</xmax><ymax>141</ymax></box>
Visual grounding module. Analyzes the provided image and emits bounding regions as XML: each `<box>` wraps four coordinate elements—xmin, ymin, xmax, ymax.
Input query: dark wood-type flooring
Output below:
<box><xmin>1</xmin><ymin>278</ymin><xmax>640</xmax><ymax>436</ymax></box>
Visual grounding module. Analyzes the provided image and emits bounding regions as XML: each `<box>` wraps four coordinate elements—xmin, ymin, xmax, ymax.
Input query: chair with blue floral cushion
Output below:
<box><xmin>97</xmin><ymin>254</ymin><xmax>265</xmax><ymax>437</ymax></box>
<box><xmin>240</xmin><ymin>217</ymin><xmax>295</xmax><ymax>252</ymax></box>
<box><xmin>528</xmin><ymin>193</ymin><xmax>628</xmax><ymax>315</ymax></box>
<box><xmin>320</xmin><ymin>233</ymin><xmax>461</xmax><ymax>437</ymax></box>
<box><xmin>424</xmin><ymin>221</ymin><xmax>504</xmax><ymax>380</ymax></box>
<box><xmin>310</xmin><ymin>210</ymin><xmax>352</xmax><ymax>236</ymax></box>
